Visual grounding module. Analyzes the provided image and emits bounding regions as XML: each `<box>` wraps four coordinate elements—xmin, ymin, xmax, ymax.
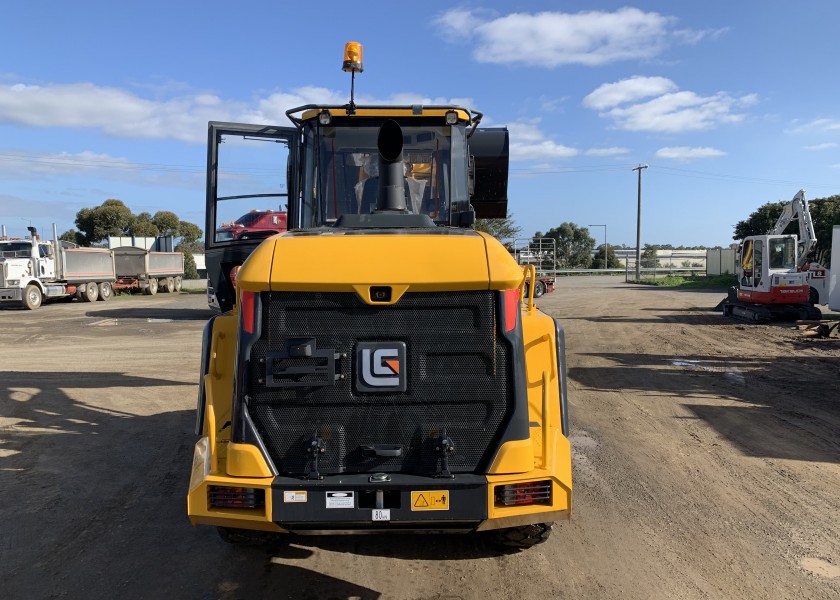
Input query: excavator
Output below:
<box><xmin>188</xmin><ymin>42</ymin><xmax>572</xmax><ymax>549</ymax></box>
<box><xmin>722</xmin><ymin>190</ymin><xmax>828</xmax><ymax>323</ymax></box>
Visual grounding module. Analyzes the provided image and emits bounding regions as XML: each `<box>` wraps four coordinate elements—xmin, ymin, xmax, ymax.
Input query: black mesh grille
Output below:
<box><xmin>246</xmin><ymin>291</ymin><xmax>511</xmax><ymax>476</ymax></box>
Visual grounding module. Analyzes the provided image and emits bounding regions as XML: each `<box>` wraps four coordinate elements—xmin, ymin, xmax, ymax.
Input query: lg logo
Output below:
<box><xmin>356</xmin><ymin>342</ymin><xmax>406</xmax><ymax>392</ymax></box>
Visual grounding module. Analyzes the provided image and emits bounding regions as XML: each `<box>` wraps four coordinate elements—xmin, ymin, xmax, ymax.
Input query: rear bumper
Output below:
<box><xmin>271</xmin><ymin>473</ymin><xmax>486</xmax><ymax>532</ymax></box>
<box><xmin>187</xmin><ymin>438</ymin><xmax>571</xmax><ymax>534</ymax></box>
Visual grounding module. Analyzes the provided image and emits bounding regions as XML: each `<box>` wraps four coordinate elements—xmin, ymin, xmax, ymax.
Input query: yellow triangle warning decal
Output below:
<box><xmin>413</xmin><ymin>494</ymin><xmax>429</xmax><ymax>508</ymax></box>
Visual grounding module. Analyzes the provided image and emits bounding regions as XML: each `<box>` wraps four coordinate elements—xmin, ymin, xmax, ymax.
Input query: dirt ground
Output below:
<box><xmin>1</xmin><ymin>277</ymin><xmax>839</xmax><ymax>600</ymax></box>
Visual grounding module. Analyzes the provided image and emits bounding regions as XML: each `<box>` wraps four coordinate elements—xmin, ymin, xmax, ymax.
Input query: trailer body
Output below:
<box><xmin>112</xmin><ymin>246</ymin><xmax>185</xmax><ymax>295</ymax></box>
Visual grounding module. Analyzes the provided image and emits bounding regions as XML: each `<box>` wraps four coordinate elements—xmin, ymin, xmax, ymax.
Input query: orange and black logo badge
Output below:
<box><xmin>356</xmin><ymin>342</ymin><xmax>406</xmax><ymax>392</ymax></box>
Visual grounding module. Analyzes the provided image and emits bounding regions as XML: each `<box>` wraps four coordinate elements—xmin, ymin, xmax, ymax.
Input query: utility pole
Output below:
<box><xmin>632</xmin><ymin>164</ymin><xmax>648</xmax><ymax>282</ymax></box>
<box><xmin>588</xmin><ymin>224</ymin><xmax>607</xmax><ymax>272</ymax></box>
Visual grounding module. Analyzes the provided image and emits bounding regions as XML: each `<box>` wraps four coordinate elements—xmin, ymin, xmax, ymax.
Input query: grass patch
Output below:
<box><xmin>640</xmin><ymin>274</ymin><xmax>737</xmax><ymax>289</ymax></box>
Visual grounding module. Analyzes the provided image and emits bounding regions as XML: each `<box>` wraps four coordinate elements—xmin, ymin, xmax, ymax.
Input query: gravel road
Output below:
<box><xmin>1</xmin><ymin>278</ymin><xmax>838</xmax><ymax>599</ymax></box>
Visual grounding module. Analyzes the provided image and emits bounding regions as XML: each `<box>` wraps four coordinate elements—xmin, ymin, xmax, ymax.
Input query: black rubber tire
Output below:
<box><xmin>534</xmin><ymin>281</ymin><xmax>546</xmax><ymax>298</ymax></box>
<box><xmin>23</xmin><ymin>284</ymin><xmax>43</xmax><ymax>310</ymax></box>
<box><xmin>83</xmin><ymin>282</ymin><xmax>99</xmax><ymax>302</ymax></box>
<box><xmin>97</xmin><ymin>282</ymin><xmax>112</xmax><ymax>302</ymax></box>
<box><xmin>490</xmin><ymin>523</ymin><xmax>553</xmax><ymax>549</ymax></box>
<box><xmin>809</xmin><ymin>286</ymin><xmax>820</xmax><ymax>306</ymax></box>
<box><xmin>174</xmin><ymin>276</ymin><xmax>183</xmax><ymax>292</ymax></box>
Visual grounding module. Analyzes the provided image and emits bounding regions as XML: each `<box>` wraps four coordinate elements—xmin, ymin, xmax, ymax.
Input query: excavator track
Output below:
<box><xmin>722</xmin><ymin>299</ymin><xmax>821</xmax><ymax>324</ymax></box>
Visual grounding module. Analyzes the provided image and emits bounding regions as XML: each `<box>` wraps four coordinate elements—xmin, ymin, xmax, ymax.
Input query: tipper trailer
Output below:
<box><xmin>112</xmin><ymin>246</ymin><xmax>185</xmax><ymax>294</ymax></box>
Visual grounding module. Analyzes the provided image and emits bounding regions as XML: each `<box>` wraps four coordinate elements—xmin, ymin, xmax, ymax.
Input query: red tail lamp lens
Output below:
<box><xmin>240</xmin><ymin>290</ymin><xmax>255</xmax><ymax>334</ymax></box>
<box><xmin>208</xmin><ymin>486</ymin><xmax>264</xmax><ymax>509</ymax></box>
<box><xmin>503</xmin><ymin>288</ymin><xmax>520</xmax><ymax>332</ymax></box>
<box><xmin>495</xmin><ymin>481</ymin><xmax>552</xmax><ymax>507</ymax></box>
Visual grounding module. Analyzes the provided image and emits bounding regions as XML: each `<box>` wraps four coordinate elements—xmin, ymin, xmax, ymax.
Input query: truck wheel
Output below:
<box><xmin>534</xmin><ymin>281</ymin><xmax>546</xmax><ymax>298</ymax></box>
<box><xmin>143</xmin><ymin>278</ymin><xmax>159</xmax><ymax>295</ymax></box>
<box><xmin>490</xmin><ymin>523</ymin><xmax>553</xmax><ymax>550</ymax></box>
<box><xmin>174</xmin><ymin>276</ymin><xmax>183</xmax><ymax>292</ymax></box>
<box><xmin>162</xmin><ymin>277</ymin><xmax>175</xmax><ymax>293</ymax></box>
<box><xmin>97</xmin><ymin>282</ymin><xmax>112</xmax><ymax>302</ymax></box>
<box><xmin>83</xmin><ymin>282</ymin><xmax>99</xmax><ymax>302</ymax></box>
<box><xmin>23</xmin><ymin>284</ymin><xmax>43</xmax><ymax>310</ymax></box>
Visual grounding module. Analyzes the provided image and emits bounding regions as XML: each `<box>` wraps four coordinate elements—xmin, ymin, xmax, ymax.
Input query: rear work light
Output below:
<box><xmin>208</xmin><ymin>486</ymin><xmax>265</xmax><ymax>509</ymax></box>
<box><xmin>495</xmin><ymin>480</ymin><xmax>552</xmax><ymax>507</ymax></box>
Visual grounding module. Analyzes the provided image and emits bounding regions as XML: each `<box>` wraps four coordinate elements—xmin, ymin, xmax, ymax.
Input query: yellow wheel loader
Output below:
<box><xmin>188</xmin><ymin>43</ymin><xmax>572</xmax><ymax>549</ymax></box>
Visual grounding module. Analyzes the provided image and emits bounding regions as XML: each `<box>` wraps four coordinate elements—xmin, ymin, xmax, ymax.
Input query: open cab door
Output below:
<box><xmin>205</xmin><ymin>122</ymin><xmax>297</xmax><ymax>312</ymax></box>
<box><xmin>469</xmin><ymin>127</ymin><xmax>509</xmax><ymax>219</ymax></box>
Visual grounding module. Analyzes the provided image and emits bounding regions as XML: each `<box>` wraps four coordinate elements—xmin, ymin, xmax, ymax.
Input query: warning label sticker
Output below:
<box><xmin>410</xmin><ymin>490</ymin><xmax>449</xmax><ymax>511</ymax></box>
<box><xmin>326</xmin><ymin>491</ymin><xmax>355</xmax><ymax>509</ymax></box>
<box><xmin>283</xmin><ymin>491</ymin><xmax>307</xmax><ymax>503</ymax></box>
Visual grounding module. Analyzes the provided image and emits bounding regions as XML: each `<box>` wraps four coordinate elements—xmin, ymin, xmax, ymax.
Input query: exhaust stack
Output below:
<box><xmin>376</xmin><ymin>120</ymin><xmax>407</xmax><ymax>213</ymax></box>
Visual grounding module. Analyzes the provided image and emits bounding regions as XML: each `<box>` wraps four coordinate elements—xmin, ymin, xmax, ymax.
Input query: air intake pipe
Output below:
<box><xmin>376</xmin><ymin>119</ymin><xmax>407</xmax><ymax>212</ymax></box>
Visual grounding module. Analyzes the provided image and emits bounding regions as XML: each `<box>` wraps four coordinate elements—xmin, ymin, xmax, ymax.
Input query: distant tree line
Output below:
<box><xmin>475</xmin><ymin>215</ymin><xmax>712</xmax><ymax>270</ymax></box>
<box><xmin>61</xmin><ymin>199</ymin><xmax>204</xmax><ymax>278</ymax></box>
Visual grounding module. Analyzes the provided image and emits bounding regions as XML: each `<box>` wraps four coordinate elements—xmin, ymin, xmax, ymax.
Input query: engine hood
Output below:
<box><xmin>236</xmin><ymin>229</ymin><xmax>524</xmax><ymax>294</ymax></box>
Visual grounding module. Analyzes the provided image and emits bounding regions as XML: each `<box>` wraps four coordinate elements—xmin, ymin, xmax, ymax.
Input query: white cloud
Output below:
<box><xmin>433</xmin><ymin>7</ymin><xmax>717</xmax><ymax>67</ymax></box>
<box><xmin>584</xmin><ymin>77</ymin><xmax>757</xmax><ymax>133</ymax></box>
<box><xmin>585</xmin><ymin>146</ymin><xmax>630</xmax><ymax>157</ymax></box>
<box><xmin>786</xmin><ymin>118</ymin><xmax>840</xmax><ymax>134</ymax></box>
<box><xmin>803</xmin><ymin>142</ymin><xmax>838</xmax><ymax>151</ymax></box>
<box><xmin>507</xmin><ymin>122</ymin><xmax>578</xmax><ymax>160</ymax></box>
<box><xmin>0</xmin><ymin>81</ymin><xmax>472</xmax><ymax>143</ymax></box>
<box><xmin>655</xmin><ymin>146</ymin><xmax>726</xmax><ymax>160</ymax></box>
<box><xmin>583</xmin><ymin>76</ymin><xmax>677</xmax><ymax>110</ymax></box>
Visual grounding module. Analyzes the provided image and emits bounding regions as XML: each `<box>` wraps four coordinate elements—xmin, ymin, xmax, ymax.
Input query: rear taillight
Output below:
<box><xmin>495</xmin><ymin>480</ymin><xmax>552</xmax><ymax>507</ymax></box>
<box><xmin>240</xmin><ymin>290</ymin><xmax>255</xmax><ymax>334</ymax></box>
<box><xmin>502</xmin><ymin>288</ymin><xmax>519</xmax><ymax>332</ymax></box>
<box><xmin>208</xmin><ymin>486</ymin><xmax>264</xmax><ymax>509</ymax></box>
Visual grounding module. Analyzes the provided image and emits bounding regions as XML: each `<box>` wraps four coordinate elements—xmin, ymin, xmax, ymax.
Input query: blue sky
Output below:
<box><xmin>2</xmin><ymin>1</ymin><xmax>839</xmax><ymax>247</ymax></box>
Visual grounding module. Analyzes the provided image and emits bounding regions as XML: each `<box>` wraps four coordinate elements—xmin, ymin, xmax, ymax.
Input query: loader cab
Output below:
<box><xmin>286</xmin><ymin>105</ymin><xmax>504</xmax><ymax>229</ymax></box>
<box><xmin>205</xmin><ymin>106</ymin><xmax>509</xmax><ymax>312</ymax></box>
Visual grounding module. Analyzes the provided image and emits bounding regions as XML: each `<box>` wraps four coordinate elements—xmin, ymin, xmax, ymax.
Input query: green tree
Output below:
<box><xmin>177</xmin><ymin>220</ymin><xmax>204</xmax><ymax>252</ymax></box>
<box><xmin>641</xmin><ymin>244</ymin><xmax>660</xmax><ymax>268</ymax></box>
<box><xmin>539</xmin><ymin>223</ymin><xmax>595</xmax><ymax>269</ymax></box>
<box><xmin>129</xmin><ymin>212</ymin><xmax>160</xmax><ymax>237</ymax></box>
<box><xmin>732</xmin><ymin>201</ymin><xmax>786</xmax><ymax>240</ymax></box>
<box><xmin>181</xmin><ymin>249</ymin><xmax>199</xmax><ymax>279</ymax></box>
<box><xmin>592</xmin><ymin>244</ymin><xmax>622</xmax><ymax>269</ymax></box>
<box><xmin>59</xmin><ymin>229</ymin><xmax>84</xmax><ymax>245</ymax></box>
<box><xmin>474</xmin><ymin>214</ymin><xmax>522</xmax><ymax>240</ymax></box>
<box><xmin>74</xmin><ymin>199</ymin><xmax>134</xmax><ymax>245</ymax></box>
<box><xmin>152</xmin><ymin>211</ymin><xmax>181</xmax><ymax>237</ymax></box>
